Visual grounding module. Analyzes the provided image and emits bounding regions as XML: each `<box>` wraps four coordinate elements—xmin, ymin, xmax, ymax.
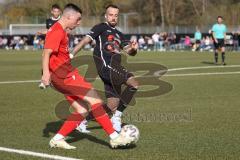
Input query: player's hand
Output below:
<box><xmin>130</xmin><ymin>40</ymin><xmax>138</xmax><ymax>51</ymax></box>
<box><xmin>126</xmin><ymin>40</ymin><xmax>138</xmax><ymax>56</ymax></box>
<box><xmin>41</xmin><ymin>72</ymin><xmax>51</xmax><ymax>87</ymax></box>
<box><xmin>215</xmin><ymin>39</ymin><xmax>218</xmax><ymax>44</ymax></box>
<box><xmin>69</xmin><ymin>53</ymin><xmax>74</xmax><ymax>59</ymax></box>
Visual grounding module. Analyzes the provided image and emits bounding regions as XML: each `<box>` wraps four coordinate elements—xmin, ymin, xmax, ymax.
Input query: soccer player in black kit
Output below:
<box><xmin>37</xmin><ymin>4</ymin><xmax>61</xmax><ymax>35</ymax></box>
<box><xmin>71</xmin><ymin>4</ymin><xmax>139</xmax><ymax>132</ymax></box>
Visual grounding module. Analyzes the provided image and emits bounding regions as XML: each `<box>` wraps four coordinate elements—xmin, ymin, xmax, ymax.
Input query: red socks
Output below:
<box><xmin>91</xmin><ymin>103</ymin><xmax>115</xmax><ymax>135</ymax></box>
<box><xmin>58</xmin><ymin>113</ymin><xmax>84</xmax><ymax>137</ymax></box>
<box><xmin>57</xmin><ymin>103</ymin><xmax>115</xmax><ymax>137</ymax></box>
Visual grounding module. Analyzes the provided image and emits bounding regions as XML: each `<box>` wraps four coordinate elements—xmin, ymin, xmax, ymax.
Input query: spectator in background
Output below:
<box><xmin>159</xmin><ymin>33</ymin><xmax>164</xmax><ymax>51</ymax></box>
<box><xmin>138</xmin><ymin>36</ymin><xmax>146</xmax><ymax>50</ymax></box>
<box><xmin>19</xmin><ymin>38</ymin><xmax>25</xmax><ymax>50</ymax></box>
<box><xmin>193</xmin><ymin>27</ymin><xmax>202</xmax><ymax>51</ymax></box>
<box><xmin>184</xmin><ymin>36</ymin><xmax>191</xmax><ymax>50</ymax></box>
<box><xmin>68</xmin><ymin>32</ymin><xmax>75</xmax><ymax>49</ymax></box>
<box><xmin>2</xmin><ymin>37</ymin><xmax>8</xmax><ymax>50</ymax></box>
<box><xmin>33</xmin><ymin>35</ymin><xmax>39</xmax><ymax>50</ymax></box>
<box><xmin>130</xmin><ymin>35</ymin><xmax>137</xmax><ymax>42</ymax></box>
<box><xmin>168</xmin><ymin>32</ymin><xmax>176</xmax><ymax>51</ymax></box>
<box><xmin>23</xmin><ymin>37</ymin><xmax>29</xmax><ymax>50</ymax></box>
<box><xmin>0</xmin><ymin>37</ymin><xmax>3</xmax><ymax>49</ymax></box>
<box><xmin>201</xmin><ymin>36</ymin><xmax>214</xmax><ymax>51</ymax></box>
<box><xmin>162</xmin><ymin>32</ymin><xmax>168</xmax><ymax>51</ymax></box>
<box><xmin>146</xmin><ymin>36</ymin><xmax>154</xmax><ymax>51</ymax></box>
<box><xmin>73</xmin><ymin>36</ymin><xmax>79</xmax><ymax>47</ymax></box>
<box><xmin>39</xmin><ymin>38</ymin><xmax>44</xmax><ymax>49</ymax></box>
<box><xmin>9</xmin><ymin>38</ymin><xmax>16</xmax><ymax>50</ymax></box>
<box><xmin>232</xmin><ymin>31</ymin><xmax>239</xmax><ymax>51</ymax></box>
<box><xmin>152</xmin><ymin>32</ymin><xmax>160</xmax><ymax>51</ymax></box>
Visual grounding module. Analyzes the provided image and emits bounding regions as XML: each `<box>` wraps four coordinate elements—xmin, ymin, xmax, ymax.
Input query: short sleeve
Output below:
<box><xmin>224</xmin><ymin>25</ymin><xmax>227</xmax><ymax>33</ymax></box>
<box><xmin>44</xmin><ymin>28</ymin><xmax>63</xmax><ymax>52</ymax></box>
<box><xmin>86</xmin><ymin>23</ymin><xmax>106</xmax><ymax>40</ymax></box>
<box><xmin>212</xmin><ymin>24</ymin><xmax>216</xmax><ymax>32</ymax></box>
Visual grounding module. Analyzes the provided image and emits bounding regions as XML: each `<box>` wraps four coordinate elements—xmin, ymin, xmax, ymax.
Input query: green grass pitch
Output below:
<box><xmin>0</xmin><ymin>50</ymin><xmax>240</xmax><ymax>160</ymax></box>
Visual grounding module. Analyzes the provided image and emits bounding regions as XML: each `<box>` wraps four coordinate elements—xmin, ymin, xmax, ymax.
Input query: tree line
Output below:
<box><xmin>0</xmin><ymin>0</ymin><xmax>240</xmax><ymax>29</ymax></box>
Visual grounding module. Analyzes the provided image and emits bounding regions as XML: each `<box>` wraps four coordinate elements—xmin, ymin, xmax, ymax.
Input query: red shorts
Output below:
<box><xmin>51</xmin><ymin>71</ymin><xmax>92</xmax><ymax>104</ymax></box>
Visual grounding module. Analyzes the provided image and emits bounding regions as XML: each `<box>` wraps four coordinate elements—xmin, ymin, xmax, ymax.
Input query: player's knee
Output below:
<box><xmin>84</xmin><ymin>89</ymin><xmax>103</xmax><ymax>105</ymax></box>
<box><xmin>90</xmin><ymin>98</ymin><xmax>103</xmax><ymax>106</ymax></box>
<box><xmin>79</xmin><ymin>112</ymin><xmax>88</xmax><ymax>118</ymax></box>
<box><xmin>107</xmin><ymin>102</ymin><xmax>118</xmax><ymax>112</ymax></box>
<box><xmin>131</xmin><ymin>80</ymin><xmax>139</xmax><ymax>90</ymax></box>
<box><xmin>107</xmin><ymin>99</ymin><xmax>119</xmax><ymax>112</ymax></box>
<box><xmin>127</xmin><ymin>77</ymin><xmax>139</xmax><ymax>89</ymax></box>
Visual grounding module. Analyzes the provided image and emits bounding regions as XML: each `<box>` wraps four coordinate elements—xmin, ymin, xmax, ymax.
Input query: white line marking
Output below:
<box><xmin>0</xmin><ymin>146</ymin><xmax>82</xmax><ymax>160</ymax></box>
<box><xmin>168</xmin><ymin>65</ymin><xmax>240</xmax><ymax>71</ymax></box>
<box><xmin>164</xmin><ymin>71</ymin><xmax>240</xmax><ymax>77</ymax></box>
<box><xmin>154</xmin><ymin>65</ymin><xmax>240</xmax><ymax>76</ymax></box>
<box><xmin>0</xmin><ymin>80</ymin><xmax>40</xmax><ymax>84</ymax></box>
<box><xmin>0</xmin><ymin>65</ymin><xmax>239</xmax><ymax>84</ymax></box>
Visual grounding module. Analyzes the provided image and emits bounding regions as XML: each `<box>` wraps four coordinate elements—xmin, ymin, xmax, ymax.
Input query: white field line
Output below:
<box><xmin>168</xmin><ymin>65</ymin><xmax>240</xmax><ymax>71</ymax></box>
<box><xmin>0</xmin><ymin>65</ymin><xmax>239</xmax><ymax>84</ymax></box>
<box><xmin>0</xmin><ymin>65</ymin><xmax>239</xmax><ymax>158</ymax></box>
<box><xmin>0</xmin><ymin>146</ymin><xmax>82</xmax><ymax>160</ymax></box>
<box><xmin>154</xmin><ymin>65</ymin><xmax>240</xmax><ymax>76</ymax></box>
<box><xmin>0</xmin><ymin>80</ymin><xmax>40</xmax><ymax>84</ymax></box>
<box><xmin>164</xmin><ymin>71</ymin><xmax>240</xmax><ymax>77</ymax></box>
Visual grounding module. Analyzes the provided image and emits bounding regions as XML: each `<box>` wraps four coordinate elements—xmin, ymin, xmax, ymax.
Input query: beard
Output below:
<box><xmin>109</xmin><ymin>21</ymin><xmax>117</xmax><ymax>27</ymax></box>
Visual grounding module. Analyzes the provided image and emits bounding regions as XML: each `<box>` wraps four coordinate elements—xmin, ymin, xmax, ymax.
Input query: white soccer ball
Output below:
<box><xmin>120</xmin><ymin>124</ymin><xmax>140</xmax><ymax>143</ymax></box>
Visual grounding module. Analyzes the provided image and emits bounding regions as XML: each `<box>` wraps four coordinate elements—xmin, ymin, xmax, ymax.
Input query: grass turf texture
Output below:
<box><xmin>0</xmin><ymin>50</ymin><xmax>240</xmax><ymax>160</ymax></box>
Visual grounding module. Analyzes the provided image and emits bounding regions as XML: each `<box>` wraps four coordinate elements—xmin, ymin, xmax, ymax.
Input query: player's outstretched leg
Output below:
<box><xmin>112</xmin><ymin>77</ymin><xmax>139</xmax><ymax>132</ymax></box>
<box><xmin>49</xmin><ymin>101</ymin><xmax>88</xmax><ymax>149</ymax></box>
<box><xmin>83</xmin><ymin>89</ymin><xmax>134</xmax><ymax>148</ymax></box>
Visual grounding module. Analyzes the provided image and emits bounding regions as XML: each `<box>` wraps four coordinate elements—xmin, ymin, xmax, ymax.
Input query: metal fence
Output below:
<box><xmin>0</xmin><ymin>15</ymin><xmax>239</xmax><ymax>35</ymax></box>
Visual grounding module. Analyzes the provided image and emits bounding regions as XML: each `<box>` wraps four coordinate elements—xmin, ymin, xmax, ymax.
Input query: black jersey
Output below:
<box><xmin>46</xmin><ymin>17</ymin><xmax>60</xmax><ymax>29</ymax></box>
<box><xmin>87</xmin><ymin>22</ymin><xmax>127</xmax><ymax>67</ymax></box>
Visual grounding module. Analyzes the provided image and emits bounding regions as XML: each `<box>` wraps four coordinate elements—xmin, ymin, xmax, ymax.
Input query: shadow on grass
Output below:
<box><xmin>42</xmin><ymin>120</ymin><xmax>108</xmax><ymax>147</ymax></box>
<box><xmin>201</xmin><ymin>61</ymin><xmax>219</xmax><ymax>65</ymax></box>
<box><xmin>201</xmin><ymin>61</ymin><xmax>221</xmax><ymax>66</ymax></box>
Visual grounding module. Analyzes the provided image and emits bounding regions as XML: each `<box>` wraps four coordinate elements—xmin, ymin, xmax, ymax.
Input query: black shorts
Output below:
<box><xmin>214</xmin><ymin>39</ymin><xmax>225</xmax><ymax>49</ymax></box>
<box><xmin>93</xmin><ymin>57</ymin><xmax>134</xmax><ymax>98</ymax></box>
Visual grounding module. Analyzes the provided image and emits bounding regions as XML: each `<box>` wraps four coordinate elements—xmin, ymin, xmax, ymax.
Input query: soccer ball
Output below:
<box><xmin>120</xmin><ymin>124</ymin><xmax>140</xmax><ymax>144</ymax></box>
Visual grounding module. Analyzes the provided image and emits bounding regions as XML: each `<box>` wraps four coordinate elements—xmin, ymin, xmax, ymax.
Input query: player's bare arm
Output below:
<box><xmin>41</xmin><ymin>49</ymin><xmax>52</xmax><ymax>86</ymax></box>
<box><xmin>70</xmin><ymin>36</ymin><xmax>92</xmax><ymax>57</ymax></box>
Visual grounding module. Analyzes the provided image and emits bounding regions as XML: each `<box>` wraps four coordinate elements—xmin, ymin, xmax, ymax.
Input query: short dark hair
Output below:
<box><xmin>51</xmin><ymin>4</ymin><xmax>61</xmax><ymax>10</ymax></box>
<box><xmin>64</xmin><ymin>3</ymin><xmax>82</xmax><ymax>14</ymax></box>
<box><xmin>217</xmin><ymin>16</ymin><xmax>223</xmax><ymax>19</ymax></box>
<box><xmin>105</xmin><ymin>4</ymin><xmax>119</xmax><ymax>10</ymax></box>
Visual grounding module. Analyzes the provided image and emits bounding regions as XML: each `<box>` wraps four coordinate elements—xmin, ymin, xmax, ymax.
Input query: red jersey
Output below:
<box><xmin>44</xmin><ymin>22</ymin><xmax>76</xmax><ymax>78</ymax></box>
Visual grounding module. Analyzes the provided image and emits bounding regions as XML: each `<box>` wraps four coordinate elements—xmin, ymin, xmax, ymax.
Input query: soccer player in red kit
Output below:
<box><xmin>41</xmin><ymin>3</ymin><xmax>133</xmax><ymax>149</ymax></box>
